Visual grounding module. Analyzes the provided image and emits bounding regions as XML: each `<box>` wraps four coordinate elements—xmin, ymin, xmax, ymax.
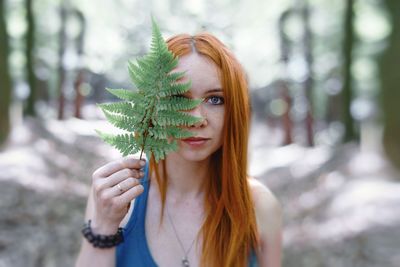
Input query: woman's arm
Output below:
<box><xmin>75</xmin><ymin>188</ymin><xmax>117</xmax><ymax>267</ymax></box>
<box><xmin>249</xmin><ymin>178</ymin><xmax>283</xmax><ymax>267</ymax></box>
<box><xmin>75</xmin><ymin>157</ymin><xmax>145</xmax><ymax>267</ymax></box>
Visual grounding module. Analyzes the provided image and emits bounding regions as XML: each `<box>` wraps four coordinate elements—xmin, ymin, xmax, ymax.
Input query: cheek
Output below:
<box><xmin>209</xmin><ymin>109</ymin><xmax>224</xmax><ymax>135</ymax></box>
<box><xmin>207</xmin><ymin>106</ymin><xmax>224</xmax><ymax>120</ymax></box>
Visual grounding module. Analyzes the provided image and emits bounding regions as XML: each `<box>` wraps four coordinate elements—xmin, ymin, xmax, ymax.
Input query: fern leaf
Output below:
<box><xmin>100</xmin><ymin>110</ymin><xmax>139</xmax><ymax>132</ymax></box>
<box><xmin>96</xmin><ymin>17</ymin><xmax>203</xmax><ymax>162</ymax></box>
<box><xmin>97</xmin><ymin>102</ymin><xmax>142</xmax><ymax>117</ymax></box>
<box><xmin>105</xmin><ymin>88</ymin><xmax>144</xmax><ymax>102</ymax></box>
<box><xmin>157</xmin><ymin>97</ymin><xmax>203</xmax><ymax>111</ymax></box>
<box><xmin>96</xmin><ymin>130</ymin><xmax>141</xmax><ymax>156</ymax></box>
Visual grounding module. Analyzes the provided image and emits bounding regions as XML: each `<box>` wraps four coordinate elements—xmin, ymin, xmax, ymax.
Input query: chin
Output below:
<box><xmin>178</xmin><ymin>150</ymin><xmax>213</xmax><ymax>162</ymax></box>
<box><xmin>175</xmin><ymin>146</ymin><xmax>221</xmax><ymax>163</ymax></box>
<box><xmin>173</xmin><ymin>140</ymin><xmax>222</xmax><ymax>163</ymax></box>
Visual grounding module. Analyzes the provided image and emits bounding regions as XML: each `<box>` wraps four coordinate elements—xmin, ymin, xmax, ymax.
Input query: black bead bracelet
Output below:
<box><xmin>81</xmin><ymin>220</ymin><xmax>124</xmax><ymax>248</ymax></box>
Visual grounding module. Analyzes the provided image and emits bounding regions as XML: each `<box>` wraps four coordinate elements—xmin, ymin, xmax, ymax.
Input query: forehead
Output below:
<box><xmin>174</xmin><ymin>53</ymin><xmax>222</xmax><ymax>93</ymax></box>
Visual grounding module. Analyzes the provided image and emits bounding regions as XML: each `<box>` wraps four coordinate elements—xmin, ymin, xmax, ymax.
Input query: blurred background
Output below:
<box><xmin>0</xmin><ymin>0</ymin><xmax>399</xmax><ymax>266</ymax></box>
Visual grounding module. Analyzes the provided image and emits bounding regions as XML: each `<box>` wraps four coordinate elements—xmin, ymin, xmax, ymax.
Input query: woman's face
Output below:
<box><xmin>172</xmin><ymin>53</ymin><xmax>225</xmax><ymax>162</ymax></box>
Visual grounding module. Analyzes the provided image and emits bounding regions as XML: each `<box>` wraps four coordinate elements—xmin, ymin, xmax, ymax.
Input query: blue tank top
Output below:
<box><xmin>116</xmin><ymin>163</ymin><xmax>258</xmax><ymax>267</ymax></box>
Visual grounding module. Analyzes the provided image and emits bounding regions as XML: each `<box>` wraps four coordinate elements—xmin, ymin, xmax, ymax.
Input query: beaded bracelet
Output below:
<box><xmin>81</xmin><ymin>220</ymin><xmax>124</xmax><ymax>248</ymax></box>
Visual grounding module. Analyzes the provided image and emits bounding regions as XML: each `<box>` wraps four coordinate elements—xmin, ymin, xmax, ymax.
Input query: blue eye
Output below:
<box><xmin>207</xmin><ymin>96</ymin><xmax>224</xmax><ymax>105</ymax></box>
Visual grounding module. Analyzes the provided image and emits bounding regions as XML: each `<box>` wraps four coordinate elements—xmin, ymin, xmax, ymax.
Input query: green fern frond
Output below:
<box><xmin>157</xmin><ymin>97</ymin><xmax>203</xmax><ymax>111</ymax></box>
<box><xmin>95</xmin><ymin>130</ymin><xmax>141</xmax><ymax>156</ymax></box>
<box><xmin>96</xmin><ymin>17</ymin><xmax>203</xmax><ymax>162</ymax></box>
<box><xmin>160</xmin><ymin>80</ymin><xmax>194</xmax><ymax>97</ymax></box>
<box><xmin>97</xmin><ymin>102</ymin><xmax>140</xmax><ymax>117</ymax></box>
<box><xmin>101</xmin><ymin>110</ymin><xmax>139</xmax><ymax>132</ymax></box>
<box><xmin>105</xmin><ymin>88</ymin><xmax>144</xmax><ymax>102</ymax></box>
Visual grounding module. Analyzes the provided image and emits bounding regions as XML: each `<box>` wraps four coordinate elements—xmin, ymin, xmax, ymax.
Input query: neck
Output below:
<box><xmin>154</xmin><ymin>153</ymin><xmax>209</xmax><ymax>202</ymax></box>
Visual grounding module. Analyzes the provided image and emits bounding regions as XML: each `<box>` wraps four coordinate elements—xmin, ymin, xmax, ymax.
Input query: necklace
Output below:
<box><xmin>166</xmin><ymin>205</ymin><xmax>198</xmax><ymax>267</ymax></box>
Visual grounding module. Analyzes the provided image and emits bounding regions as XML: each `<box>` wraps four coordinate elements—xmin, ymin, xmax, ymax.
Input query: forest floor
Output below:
<box><xmin>0</xmin><ymin>116</ymin><xmax>399</xmax><ymax>267</ymax></box>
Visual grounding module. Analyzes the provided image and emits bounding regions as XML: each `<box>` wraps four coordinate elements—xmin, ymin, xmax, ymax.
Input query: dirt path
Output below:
<box><xmin>0</xmin><ymin>118</ymin><xmax>399</xmax><ymax>267</ymax></box>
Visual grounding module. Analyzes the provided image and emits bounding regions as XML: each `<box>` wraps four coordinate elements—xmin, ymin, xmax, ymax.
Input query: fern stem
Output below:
<box><xmin>139</xmin><ymin>148</ymin><xmax>144</xmax><ymax>160</ymax></box>
<box><xmin>139</xmin><ymin>102</ymin><xmax>155</xmax><ymax>160</ymax></box>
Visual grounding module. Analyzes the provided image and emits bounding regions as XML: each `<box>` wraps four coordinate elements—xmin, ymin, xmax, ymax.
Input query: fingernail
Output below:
<box><xmin>140</xmin><ymin>160</ymin><xmax>146</xmax><ymax>166</ymax></box>
<box><xmin>140</xmin><ymin>171</ymin><xmax>144</xmax><ymax>177</ymax></box>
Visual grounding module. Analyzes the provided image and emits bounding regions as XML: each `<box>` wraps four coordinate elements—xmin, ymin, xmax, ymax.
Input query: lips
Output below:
<box><xmin>181</xmin><ymin>137</ymin><xmax>210</xmax><ymax>142</ymax></box>
<box><xmin>181</xmin><ymin>137</ymin><xmax>210</xmax><ymax>146</ymax></box>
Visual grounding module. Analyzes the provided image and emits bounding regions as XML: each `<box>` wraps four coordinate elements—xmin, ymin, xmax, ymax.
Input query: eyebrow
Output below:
<box><xmin>181</xmin><ymin>88</ymin><xmax>223</xmax><ymax>97</ymax></box>
<box><xmin>205</xmin><ymin>88</ymin><xmax>223</xmax><ymax>93</ymax></box>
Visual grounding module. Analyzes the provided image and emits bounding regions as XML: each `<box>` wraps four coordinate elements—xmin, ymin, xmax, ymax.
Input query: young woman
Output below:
<box><xmin>75</xmin><ymin>33</ymin><xmax>282</xmax><ymax>267</ymax></box>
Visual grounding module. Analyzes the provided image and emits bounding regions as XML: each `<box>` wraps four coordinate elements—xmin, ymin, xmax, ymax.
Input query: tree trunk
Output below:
<box><xmin>73</xmin><ymin>9</ymin><xmax>86</xmax><ymax>119</ymax></box>
<box><xmin>74</xmin><ymin>71</ymin><xmax>85</xmax><ymax>118</ymax></box>
<box><xmin>301</xmin><ymin>0</ymin><xmax>314</xmax><ymax>146</ymax></box>
<box><xmin>342</xmin><ymin>0</ymin><xmax>357</xmax><ymax>142</ymax></box>
<box><xmin>278</xmin><ymin>9</ymin><xmax>294</xmax><ymax>145</ymax></box>
<box><xmin>280</xmin><ymin>82</ymin><xmax>293</xmax><ymax>145</ymax></box>
<box><xmin>24</xmin><ymin>0</ymin><xmax>37</xmax><ymax>116</ymax></box>
<box><xmin>0</xmin><ymin>0</ymin><xmax>12</xmax><ymax>146</ymax></box>
<box><xmin>57</xmin><ymin>3</ymin><xmax>67</xmax><ymax>120</ymax></box>
<box><xmin>380</xmin><ymin>0</ymin><xmax>400</xmax><ymax>169</ymax></box>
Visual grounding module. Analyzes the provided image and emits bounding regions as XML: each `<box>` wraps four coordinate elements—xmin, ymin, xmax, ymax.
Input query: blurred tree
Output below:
<box><xmin>380</xmin><ymin>0</ymin><xmax>400</xmax><ymax>169</ymax></box>
<box><xmin>24</xmin><ymin>0</ymin><xmax>38</xmax><ymax>116</ymax></box>
<box><xmin>280</xmin><ymin>83</ymin><xmax>293</xmax><ymax>145</ymax></box>
<box><xmin>341</xmin><ymin>0</ymin><xmax>357</xmax><ymax>142</ymax></box>
<box><xmin>300</xmin><ymin>0</ymin><xmax>314</xmax><ymax>146</ymax></box>
<box><xmin>277</xmin><ymin>1</ymin><xmax>315</xmax><ymax>146</ymax></box>
<box><xmin>73</xmin><ymin>8</ymin><xmax>86</xmax><ymax>119</ymax></box>
<box><xmin>278</xmin><ymin>9</ymin><xmax>294</xmax><ymax>145</ymax></box>
<box><xmin>57</xmin><ymin>1</ymin><xmax>67</xmax><ymax>120</ymax></box>
<box><xmin>0</xmin><ymin>0</ymin><xmax>12</xmax><ymax>146</ymax></box>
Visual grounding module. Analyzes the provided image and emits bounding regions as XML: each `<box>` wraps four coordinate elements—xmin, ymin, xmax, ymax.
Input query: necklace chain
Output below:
<box><xmin>166</xmin><ymin>205</ymin><xmax>197</xmax><ymax>267</ymax></box>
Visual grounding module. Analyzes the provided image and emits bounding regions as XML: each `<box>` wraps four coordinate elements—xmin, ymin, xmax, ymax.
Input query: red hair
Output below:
<box><xmin>150</xmin><ymin>33</ymin><xmax>258</xmax><ymax>267</ymax></box>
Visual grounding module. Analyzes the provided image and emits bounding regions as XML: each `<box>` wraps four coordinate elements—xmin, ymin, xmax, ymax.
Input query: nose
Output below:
<box><xmin>189</xmin><ymin>104</ymin><xmax>208</xmax><ymax>128</ymax></box>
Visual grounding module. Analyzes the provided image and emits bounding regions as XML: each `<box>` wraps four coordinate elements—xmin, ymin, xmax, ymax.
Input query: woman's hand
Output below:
<box><xmin>90</xmin><ymin>157</ymin><xmax>146</xmax><ymax>235</ymax></box>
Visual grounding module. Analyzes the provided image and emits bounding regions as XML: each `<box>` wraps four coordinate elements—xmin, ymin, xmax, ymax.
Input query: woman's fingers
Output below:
<box><xmin>104</xmin><ymin>168</ymin><xmax>144</xmax><ymax>188</ymax></box>
<box><xmin>96</xmin><ymin>180</ymin><xmax>144</xmax><ymax>213</ymax></box>
<box><xmin>89</xmin><ymin>156</ymin><xmax>147</xmax><ymax>230</ymax></box>
<box><xmin>93</xmin><ymin>157</ymin><xmax>146</xmax><ymax>179</ymax></box>
<box><xmin>103</xmin><ymin>177</ymin><xmax>141</xmax><ymax>199</ymax></box>
<box><xmin>114</xmin><ymin>184</ymin><xmax>145</xmax><ymax>207</ymax></box>
<box><xmin>93</xmin><ymin>171</ymin><xmax>146</xmax><ymax>200</ymax></box>
<box><xmin>92</xmin><ymin>158</ymin><xmax>145</xmax><ymax>196</ymax></box>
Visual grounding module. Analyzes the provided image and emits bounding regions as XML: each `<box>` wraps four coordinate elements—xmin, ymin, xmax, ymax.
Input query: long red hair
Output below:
<box><xmin>149</xmin><ymin>33</ymin><xmax>258</xmax><ymax>267</ymax></box>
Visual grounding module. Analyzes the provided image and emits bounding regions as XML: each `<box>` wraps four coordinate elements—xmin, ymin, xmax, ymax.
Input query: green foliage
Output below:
<box><xmin>96</xmin><ymin>18</ymin><xmax>203</xmax><ymax>162</ymax></box>
<box><xmin>0</xmin><ymin>0</ymin><xmax>12</xmax><ymax>146</ymax></box>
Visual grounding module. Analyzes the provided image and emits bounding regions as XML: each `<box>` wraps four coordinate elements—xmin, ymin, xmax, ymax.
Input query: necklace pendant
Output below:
<box><xmin>182</xmin><ymin>258</ymin><xmax>190</xmax><ymax>267</ymax></box>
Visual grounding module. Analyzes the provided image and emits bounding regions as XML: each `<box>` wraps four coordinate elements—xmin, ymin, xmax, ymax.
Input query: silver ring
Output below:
<box><xmin>117</xmin><ymin>183</ymin><xmax>123</xmax><ymax>193</ymax></box>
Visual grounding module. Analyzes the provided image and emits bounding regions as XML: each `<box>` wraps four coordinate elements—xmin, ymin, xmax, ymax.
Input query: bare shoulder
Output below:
<box><xmin>248</xmin><ymin>177</ymin><xmax>282</xmax><ymax>266</ymax></box>
<box><xmin>247</xmin><ymin>177</ymin><xmax>282</xmax><ymax>237</ymax></box>
<box><xmin>248</xmin><ymin>177</ymin><xmax>281</xmax><ymax>215</ymax></box>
